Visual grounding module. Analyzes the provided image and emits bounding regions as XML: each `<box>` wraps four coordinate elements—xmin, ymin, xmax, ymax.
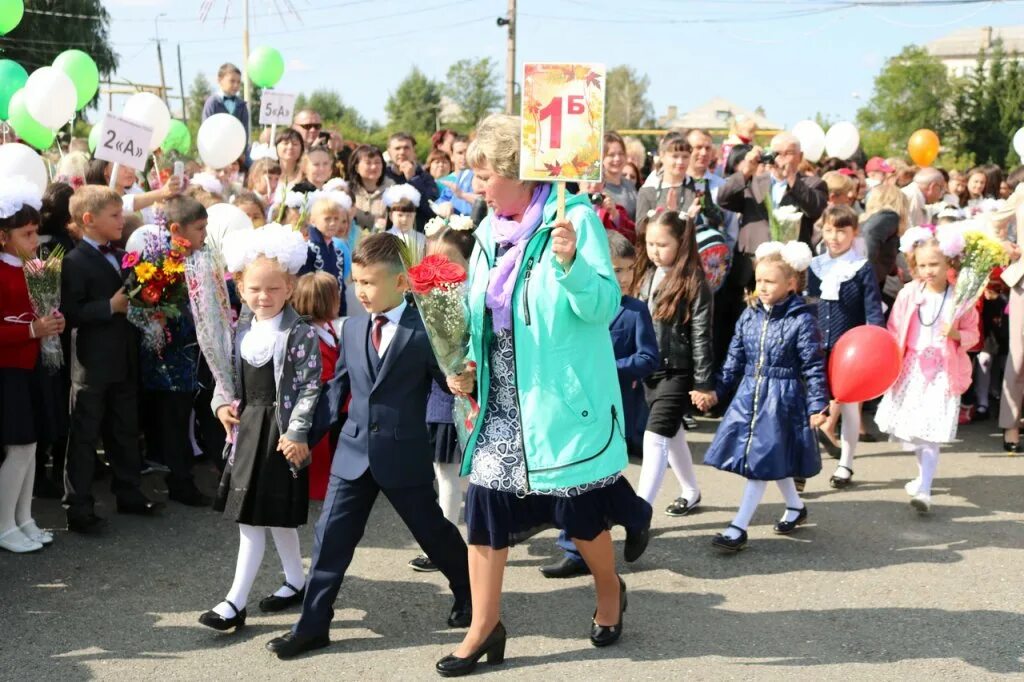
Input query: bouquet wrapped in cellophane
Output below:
<box><xmin>122</xmin><ymin>229</ymin><xmax>190</xmax><ymax>354</ymax></box>
<box><xmin>939</xmin><ymin>222</ymin><xmax>1011</xmax><ymax>321</ymax></box>
<box><xmin>763</xmin><ymin>191</ymin><xmax>803</xmax><ymax>243</ymax></box>
<box><xmin>185</xmin><ymin>247</ymin><xmax>236</xmax><ymax>401</ymax></box>
<box><xmin>21</xmin><ymin>246</ymin><xmax>65</xmax><ymax>373</ymax></box>
<box><xmin>406</xmin><ymin>253</ymin><xmax>480</xmax><ymax>447</ymax></box>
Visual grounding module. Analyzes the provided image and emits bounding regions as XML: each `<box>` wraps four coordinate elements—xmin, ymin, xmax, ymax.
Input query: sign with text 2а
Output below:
<box><xmin>520</xmin><ymin>63</ymin><xmax>605</xmax><ymax>183</ymax></box>
<box><xmin>259</xmin><ymin>90</ymin><xmax>297</xmax><ymax>126</ymax></box>
<box><xmin>93</xmin><ymin>113</ymin><xmax>152</xmax><ymax>171</ymax></box>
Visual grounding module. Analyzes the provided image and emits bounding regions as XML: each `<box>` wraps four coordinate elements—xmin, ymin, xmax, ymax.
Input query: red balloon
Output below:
<box><xmin>828</xmin><ymin>325</ymin><xmax>902</xmax><ymax>403</ymax></box>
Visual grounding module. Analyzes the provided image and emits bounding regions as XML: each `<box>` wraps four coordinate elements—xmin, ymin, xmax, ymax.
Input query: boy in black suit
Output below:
<box><xmin>62</xmin><ymin>186</ymin><xmax>160</xmax><ymax>534</ymax></box>
<box><xmin>267</xmin><ymin>233</ymin><xmax>471</xmax><ymax>659</ymax></box>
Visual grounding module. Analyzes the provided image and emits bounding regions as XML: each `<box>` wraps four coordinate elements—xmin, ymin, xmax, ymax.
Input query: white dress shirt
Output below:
<box><xmin>82</xmin><ymin>235</ymin><xmax>121</xmax><ymax>272</ymax></box>
<box><xmin>374</xmin><ymin>299</ymin><xmax>408</xmax><ymax>356</ymax></box>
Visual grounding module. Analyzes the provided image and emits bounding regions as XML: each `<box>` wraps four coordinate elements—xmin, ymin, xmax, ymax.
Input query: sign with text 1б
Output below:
<box><xmin>519</xmin><ymin>63</ymin><xmax>605</xmax><ymax>183</ymax></box>
<box><xmin>260</xmin><ymin>90</ymin><xmax>297</xmax><ymax>126</ymax></box>
<box><xmin>93</xmin><ymin>113</ymin><xmax>152</xmax><ymax>171</ymax></box>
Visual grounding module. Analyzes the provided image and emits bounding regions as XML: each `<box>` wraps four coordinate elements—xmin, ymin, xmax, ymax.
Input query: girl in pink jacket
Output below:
<box><xmin>875</xmin><ymin>226</ymin><xmax>979</xmax><ymax>513</ymax></box>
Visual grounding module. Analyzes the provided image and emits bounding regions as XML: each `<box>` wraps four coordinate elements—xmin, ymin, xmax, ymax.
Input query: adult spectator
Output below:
<box><xmin>901</xmin><ymin>167</ymin><xmax>946</xmax><ymax>228</ymax></box>
<box><xmin>348</xmin><ymin>144</ymin><xmax>394</xmax><ymax>231</ymax></box>
<box><xmin>274</xmin><ymin>127</ymin><xmax>305</xmax><ymax>192</ymax></box>
<box><xmin>865</xmin><ymin>156</ymin><xmax>894</xmax><ymax>188</ymax></box>
<box><xmin>384</xmin><ymin>132</ymin><xmax>438</xmax><ymax>231</ymax></box>
<box><xmin>431</xmin><ymin>128</ymin><xmax>457</xmax><ymax>156</ymax></box>
<box><xmin>686</xmin><ymin>128</ymin><xmax>738</xmax><ymax>246</ymax></box>
<box><xmin>597</xmin><ymin>132</ymin><xmax>638</xmax><ymax>221</ymax></box>
<box><xmin>859</xmin><ymin>183</ymin><xmax>910</xmax><ymax>308</ymax></box>
<box><xmin>293</xmin><ymin>109</ymin><xmax>323</xmax><ymax>149</ymax></box>
<box><xmin>202</xmin><ymin>64</ymin><xmax>250</xmax><ymax>145</ymax></box>
<box><xmin>436</xmin><ymin>135</ymin><xmax>477</xmax><ymax>217</ymax></box>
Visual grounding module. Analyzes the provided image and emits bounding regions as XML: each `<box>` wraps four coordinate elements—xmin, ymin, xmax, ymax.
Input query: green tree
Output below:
<box><xmin>385</xmin><ymin>67</ymin><xmax>441</xmax><ymax>134</ymax></box>
<box><xmin>951</xmin><ymin>46</ymin><xmax>1024</xmax><ymax>166</ymax></box>
<box><xmin>295</xmin><ymin>89</ymin><xmax>367</xmax><ymax>130</ymax></box>
<box><xmin>605</xmin><ymin>65</ymin><xmax>654</xmax><ymax>130</ymax></box>
<box><xmin>0</xmin><ymin>0</ymin><xmax>118</xmax><ymax>111</ymax></box>
<box><xmin>856</xmin><ymin>45</ymin><xmax>951</xmax><ymax>157</ymax></box>
<box><xmin>186</xmin><ymin>72</ymin><xmax>212</xmax><ymax>138</ymax></box>
<box><xmin>442</xmin><ymin>57</ymin><xmax>501</xmax><ymax>128</ymax></box>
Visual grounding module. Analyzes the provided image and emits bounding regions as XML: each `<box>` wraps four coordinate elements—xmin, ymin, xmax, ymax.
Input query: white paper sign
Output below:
<box><xmin>93</xmin><ymin>113</ymin><xmax>153</xmax><ymax>171</ymax></box>
<box><xmin>259</xmin><ymin>91</ymin><xmax>297</xmax><ymax>126</ymax></box>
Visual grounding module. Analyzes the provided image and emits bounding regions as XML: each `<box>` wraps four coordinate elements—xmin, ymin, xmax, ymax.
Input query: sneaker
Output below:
<box><xmin>910</xmin><ymin>493</ymin><xmax>932</xmax><ymax>513</ymax></box>
<box><xmin>408</xmin><ymin>554</ymin><xmax>438</xmax><ymax>572</ymax></box>
<box><xmin>904</xmin><ymin>479</ymin><xmax>921</xmax><ymax>497</ymax></box>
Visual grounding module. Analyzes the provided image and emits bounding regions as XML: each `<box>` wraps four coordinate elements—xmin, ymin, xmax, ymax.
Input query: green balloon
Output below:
<box><xmin>247</xmin><ymin>46</ymin><xmax>284</xmax><ymax>88</ymax></box>
<box><xmin>0</xmin><ymin>0</ymin><xmax>23</xmax><ymax>35</ymax></box>
<box><xmin>161</xmin><ymin>119</ymin><xmax>191</xmax><ymax>154</ymax></box>
<box><xmin>0</xmin><ymin>59</ymin><xmax>27</xmax><ymax>120</ymax></box>
<box><xmin>88</xmin><ymin>123</ymin><xmax>101</xmax><ymax>153</ymax></box>
<box><xmin>9</xmin><ymin>89</ymin><xmax>54</xmax><ymax>151</ymax></box>
<box><xmin>53</xmin><ymin>49</ymin><xmax>99</xmax><ymax>110</ymax></box>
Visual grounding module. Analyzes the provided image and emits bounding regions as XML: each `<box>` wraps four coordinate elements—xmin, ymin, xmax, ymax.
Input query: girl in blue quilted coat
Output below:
<box><xmin>692</xmin><ymin>241</ymin><xmax>828</xmax><ymax>551</ymax></box>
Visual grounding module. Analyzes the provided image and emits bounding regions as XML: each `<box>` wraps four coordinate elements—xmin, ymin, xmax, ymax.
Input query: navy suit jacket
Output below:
<box><xmin>610</xmin><ymin>296</ymin><xmax>659</xmax><ymax>444</ymax></box>
<box><xmin>321</xmin><ymin>304</ymin><xmax>447</xmax><ymax>489</ymax></box>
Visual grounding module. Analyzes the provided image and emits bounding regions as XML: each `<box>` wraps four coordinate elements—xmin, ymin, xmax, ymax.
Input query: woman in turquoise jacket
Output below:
<box><xmin>436</xmin><ymin>115</ymin><xmax>648</xmax><ymax>677</ymax></box>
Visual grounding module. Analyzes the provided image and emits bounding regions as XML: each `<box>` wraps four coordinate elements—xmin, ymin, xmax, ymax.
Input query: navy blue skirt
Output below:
<box><xmin>465</xmin><ymin>476</ymin><xmax>651</xmax><ymax>550</ymax></box>
<box><xmin>430</xmin><ymin>422</ymin><xmax>462</xmax><ymax>465</ymax></box>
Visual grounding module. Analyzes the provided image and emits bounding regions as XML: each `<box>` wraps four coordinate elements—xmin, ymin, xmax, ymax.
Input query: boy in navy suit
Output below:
<box><xmin>267</xmin><ymin>233</ymin><xmax>470</xmax><ymax>659</ymax></box>
<box><xmin>541</xmin><ymin>230</ymin><xmax>659</xmax><ymax>578</ymax></box>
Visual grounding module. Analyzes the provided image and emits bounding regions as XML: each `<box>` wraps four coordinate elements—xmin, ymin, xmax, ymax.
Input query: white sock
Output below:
<box><xmin>974</xmin><ymin>353</ymin><xmax>993</xmax><ymax>410</ymax></box>
<box><xmin>215</xmin><ymin>524</ymin><xmax>266</xmax><ymax>617</ymax></box>
<box><xmin>776</xmin><ymin>478</ymin><xmax>805</xmax><ymax>522</ymax></box>
<box><xmin>834</xmin><ymin>403</ymin><xmax>860</xmax><ymax>479</ymax></box>
<box><xmin>917</xmin><ymin>443</ymin><xmax>940</xmax><ymax>496</ymax></box>
<box><xmin>666</xmin><ymin>427</ymin><xmax>701</xmax><ymax>501</ymax></box>
<box><xmin>269</xmin><ymin>526</ymin><xmax>305</xmax><ymax>596</ymax></box>
<box><xmin>637</xmin><ymin>431</ymin><xmax>670</xmax><ymax>505</ymax></box>
<box><xmin>433</xmin><ymin>461</ymin><xmax>463</xmax><ymax>526</ymax></box>
<box><xmin>724</xmin><ymin>479</ymin><xmax>768</xmax><ymax>538</ymax></box>
<box><xmin>0</xmin><ymin>444</ymin><xmax>34</xmax><ymax>533</ymax></box>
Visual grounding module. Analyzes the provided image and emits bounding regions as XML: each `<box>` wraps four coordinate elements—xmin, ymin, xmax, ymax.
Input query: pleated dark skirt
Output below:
<box><xmin>465</xmin><ymin>476</ymin><xmax>649</xmax><ymax>550</ymax></box>
<box><xmin>0</xmin><ymin>361</ymin><xmax>60</xmax><ymax>449</ymax></box>
<box><xmin>430</xmin><ymin>422</ymin><xmax>463</xmax><ymax>465</ymax></box>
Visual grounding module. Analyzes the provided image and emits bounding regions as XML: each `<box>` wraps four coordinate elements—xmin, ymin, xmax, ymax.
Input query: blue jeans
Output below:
<box><xmin>556</xmin><ymin>530</ymin><xmax>585</xmax><ymax>565</ymax></box>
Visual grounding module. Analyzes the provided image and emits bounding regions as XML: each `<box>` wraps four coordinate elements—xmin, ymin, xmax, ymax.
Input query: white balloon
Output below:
<box><xmin>122</xmin><ymin>92</ymin><xmax>171</xmax><ymax>153</ymax></box>
<box><xmin>205</xmin><ymin>202</ymin><xmax>254</xmax><ymax>258</ymax></box>
<box><xmin>791</xmin><ymin>120</ymin><xmax>826</xmax><ymax>163</ymax></box>
<box><xmin>197</xmin><ymin>114</ymin><xmax>247</xmax><ymax>170</ymax></box>
<box><xmin>24</xmin><ymin>67</ymin><xmax>76</xmax><ymax>130</ymax></box>
<box><xmin>824</xmin><ymin>121</ymin><xmax>860</xmax><ymax>161</ymax></box>
<box><xmin>125</xmin><ymin>225</ymin><xmax>163</xmax><ymax>257</ymax></box>
<box><xmin>0</xmin><ymin>143</ymin><xmax>48</xmax><ymax>194</ymax></box>
<box><xmin>1013</xmin><ymin>127</ymin><xmax>1024</xmax><ymax>159</ymax></box>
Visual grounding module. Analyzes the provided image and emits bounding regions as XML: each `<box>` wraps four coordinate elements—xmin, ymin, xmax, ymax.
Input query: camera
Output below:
<box><xmin>759</xmin><ymin>150</ymin><xmax>777</xmax><ymax>166</ymax></box>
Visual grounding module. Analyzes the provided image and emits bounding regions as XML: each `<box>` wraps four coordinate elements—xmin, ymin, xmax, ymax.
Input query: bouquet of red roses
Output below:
<box><xmin>122</xmin><ymin>231</ymin><xmax>191</xmax><ymax>354</ymax></box>
<box><xmin>407</xmin><ymin>253</ymin><xmax>479</xmax><ymax>445</ymax></box>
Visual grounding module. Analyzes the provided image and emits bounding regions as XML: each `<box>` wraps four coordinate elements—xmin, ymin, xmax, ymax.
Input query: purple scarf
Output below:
<box><xmin>486</xmin><ymin>183</ymin><xmax>551</xmax><ymax>331</ymax></box>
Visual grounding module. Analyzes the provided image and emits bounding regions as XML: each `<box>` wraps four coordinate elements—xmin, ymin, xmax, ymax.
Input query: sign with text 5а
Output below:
<box><xmin>259</xmin><ymin>90</ymin><xmax>296</xmax><ymax>126</ymax></box>
<box><xmin>520</xmin><ymin>63</ymin><xmax>605</xmax><ymax>183</ymax></box>
<box><xmin>93</xmin><ymin>113</ymin><xmax>153</xmax><ymax>171</ymax></box>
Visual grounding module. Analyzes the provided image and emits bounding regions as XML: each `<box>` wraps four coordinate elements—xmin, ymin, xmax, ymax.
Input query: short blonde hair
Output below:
<box><xmin>863</xmin><ymin>183</ymin><xmax>910</xmax><ymax>234</ymax></box>
<box><xmin>70</xmin><ymin>186</ymin><xmax>121</xmax><ymax>228</ymax></box>
<box><xmin>822</xmin><ymin>171</ymin><xmax>855</xmax><ymax>197</ymax></box>
<box><xmin>466</xmin><ymin>114</ymin><xmax>520</xmax><ymax>179</ymax></box>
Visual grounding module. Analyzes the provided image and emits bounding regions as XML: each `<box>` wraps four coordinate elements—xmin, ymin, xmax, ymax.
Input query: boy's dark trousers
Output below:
<box><xmin>141</xmin><ymin>390</ymin><xmax>198</xmax><ymax>494</ymax></box>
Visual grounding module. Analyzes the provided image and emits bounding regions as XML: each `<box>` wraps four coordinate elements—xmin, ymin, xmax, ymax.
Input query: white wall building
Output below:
<box><xmin>925</xmin><ymin>25</ymin><xmax>1024</xmax><ymax>78</ymax></box>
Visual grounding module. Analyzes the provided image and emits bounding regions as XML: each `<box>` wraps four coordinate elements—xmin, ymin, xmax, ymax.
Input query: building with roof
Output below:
<box><xmin>656</xmin><ymin>97</ymin><xmax>783</xmax><ymax>134</ymax></box>
<box><xmin>925</xmin><ymin>25</ymin><xmax>1024</xmax><ymax>78</ymax></box>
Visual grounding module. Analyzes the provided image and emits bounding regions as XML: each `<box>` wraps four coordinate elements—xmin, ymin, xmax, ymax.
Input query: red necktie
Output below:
<box><xmin>371</xmin><ymin>315</ymin><xmax>387</xmax><ymax>353</ymax></box>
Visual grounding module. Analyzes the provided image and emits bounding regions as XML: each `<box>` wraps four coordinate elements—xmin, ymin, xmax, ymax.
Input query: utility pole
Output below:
<box><xmin>498</xmin><ymin>0</ymin><xmax>516</xmax><ymax>114</ymax></box>
<box><xmin>242</xmin><ymin>0</ymin><xmax>252</xmax><ymax>130</ymax></box>
<box><xmin>177</xmin><ymin>43</ymin><xmax>187</xmax><ymax>119</ymax></box>
<box><xmin>154</xmin><ymin>14</ymin><xmax>168</xmax><ymax>104</ymax></box>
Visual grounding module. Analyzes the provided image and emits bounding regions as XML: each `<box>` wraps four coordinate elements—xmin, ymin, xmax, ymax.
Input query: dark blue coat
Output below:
<box><xmin>806</xmin><ymin>258</ymin><xmax>884</xmax><ymax>350</ymax></box>
<box><xmin>611</xmin><ymin>296</ymin><xmax>660</xmax><ymax>444</ymax></box>
<box><xmin>299</xmin><ymin>226</ymin><xmax>346</xmax><ymax>317</ymax></box>
<box><xmin>703</xmin><ymin>294</ymin><xmax>827</xmax><ymax>480</ymax></box>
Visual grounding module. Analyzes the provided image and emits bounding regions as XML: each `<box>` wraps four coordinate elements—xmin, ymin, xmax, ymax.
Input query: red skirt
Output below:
<box><xmin>310</xmin><ymin>334</ymin><xmax>339</xmax><ymax>501</ymax></box>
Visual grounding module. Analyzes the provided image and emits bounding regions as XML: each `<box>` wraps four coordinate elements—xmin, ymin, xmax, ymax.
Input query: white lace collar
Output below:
<box><xmin>811</xmin><ymin>248</ymin><xmax>866</xmax><ymax>301</ymax></box>
<box><xmin>0</xmin><ymin>253</ymin><xmax>23</xmax><ymax>267</ymax></box>
<box><xmin>241</xmin><ymin>311</ymin><xmax>285</xmax><ymax>367</ymax></box>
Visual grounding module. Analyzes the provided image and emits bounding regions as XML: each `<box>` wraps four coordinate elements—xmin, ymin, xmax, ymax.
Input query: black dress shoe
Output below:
<box><xmin>681</xmin><ymin>414</ymin><xmax>698</xmax><ymax>431</ymax></box>
<box><xmin>829</xmin><ymin>466</ymin><xmax>853</xmax><ymax>489</ymax></box>
<box><xmin>266</xmin><ymin>631</ymin><xmax>330</xmax><ymax>659</ymax></box>
<box><xmin>259</xmin><ymin>581</ymin><xmax>305</xmax><ymax>613</ymax></box>
<box><xmin>168</xmin><ymin>486</ymin><xmax>212</xmax><ymax>507</ymax></box>
<box><xmin>539</xmin><ymin>556</ymin><xmax>590</xmax><ymax>579</ymax></box>
<box><xmin>447</xmin><ymin>597</ymin><xmax>472</xmax><ymax>628</ymax></box>
<box><xmin>436</xmin><ymin>622</ymin><xmax>506</xmax><ymax>677</ymax></box>
<box><xmin>711</xmin><ymin>525</ymin><xmax>747</xmax><ymax>552</ymax></box>
<box><xmin>624</xmin><ymin>525</ymin><xmax>650</xmax><ymax>563</ymax></box>
<box><xmin>116</xmin><ymin>498</ymin><xmax>163</xmax><ymax>516</ymax></box>
<box><xmin>773</xmin><ymin>506</ymin><xmax>808</xmax><ymax>535</ymax></box>
<box><xmin>409</xmin><ymin>554</ymin><xmax>439</xmax><ymax>572</ymax></box>
<box><xmin>67</xmin><ymin>513</ymin><xmax>107</xmax><ymax>535</ymax></box>
<box><xmin>198</xmin><ymin>600</ymin><xmax>246</xmax><ymax>631</ymax></box>
<box><xmin>590</xmin><ymin>576</ymin><xmax>626</xmax><ymax>648</ymax></box>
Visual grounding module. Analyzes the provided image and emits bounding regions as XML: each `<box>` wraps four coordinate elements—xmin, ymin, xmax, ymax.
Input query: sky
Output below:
<box><xmin>89</xmin><ymin>0</ymin><xmax>1024</xmax><ymax>132</ymax></box>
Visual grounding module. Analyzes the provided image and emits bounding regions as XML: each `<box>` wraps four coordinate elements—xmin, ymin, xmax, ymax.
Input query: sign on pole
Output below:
<box><xmin>93</xmin><ymin>113</ymin><xmax>152</xmax><ymax>171</ymax></box>
<box><xmin>259</xmin><ymin>90</ymin><xmax>297</xmax><ymax>126</ymax></box>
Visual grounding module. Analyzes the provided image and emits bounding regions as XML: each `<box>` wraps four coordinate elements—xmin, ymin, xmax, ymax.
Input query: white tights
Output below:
<box><xmin>723</xmin><ymin>477</ymin><xmax>805</xmax><ymax>539</ymax></box>
<box><xmin>0</xmin><ymin>443</ymin><xmax>36</xmax><ymax>534</ymax></box>
<box><xmin>835</xmin><ymin>402</ymin><xmax>861</xmax><ymax>478</ymax></box>
<box><xmin>913</xmin><ymin>441</ymin><xmax>940</xmax><ymax>496</ymax></box>
<box><xmin>637</xmin><ymin>428</ymin><xmax>700</xmax><ymax>505</ymax></box>
<box><xmin>433</xmin><ymin>462</ymin><xmax>463</xmax><ymax>526</ymax></box>
<box><xmin>213</xmin><ymin>524</ymin><xmax>305</xmax><ymax>617</ymax></box>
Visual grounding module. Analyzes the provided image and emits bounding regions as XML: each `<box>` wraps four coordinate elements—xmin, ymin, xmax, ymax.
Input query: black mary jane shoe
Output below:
<box><xmin>664</xmin><ymin>493</ymin><xmax>701</xmax><ymax>517</ymax></box>
<box><xmin>590</xmin><ymin>576</ymin><xmax>627</xmax><ymax>648</ymax></box>
<box><xmin>259</xmin><ymin>581</ymin><xmax>305</xmax><ymax>613</ymax></box>
<box><xmin>539</xmin><ymin>556</ymin><xmax>590</xmax><ymax>578</ymax></box>
<box><xmin>711</xmin><ymin>524</ymin><xmax>748</xmax><ymax>552</ymax></box>
<box><xmin>829</xmin><ymin>466</ymin><xmax>854</xmax><ymax>489</ymax></box>
<box><xmin>1004</xmin><ymin>440</ymin><xmax>1019</xmax><ymax>453</ymax></box>
<box><xmin>436</xmin><ymin>622</ymin><xmax>507</xmax><ymax>677</ymax></box>
<box><xmin>198</xmin><ymin>599</ymin><xmax>246</xmax><ymax>631</ymax></box>
<box><xmin>773</xmin><ymin>506</ymin><xmax>808</xmax><ymax>535</ymax></box>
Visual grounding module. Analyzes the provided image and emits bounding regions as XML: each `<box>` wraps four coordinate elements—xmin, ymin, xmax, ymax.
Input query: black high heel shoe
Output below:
<box><xmin>711</xmin><ymin>525</ymin><xmax>748</xmax><ymax>552</ymax></box>
<box><xmin>436</xmin><ymin>622</ymin><xmax>507</xmax><ymax>677</ymax></box>
<box><xmin>590</xmin><ymin>576</ymin><xmax>627</xmax><ymax>647</ymax></box>
<box><xmin>198</xmin><ymin>599</ymin><xmax>246</xmax><ymax>631</ymax></box>
<box><xmin>773</xmin><ymin>506</ymin><xmax>808</xmax><ymax>535</ymax></box>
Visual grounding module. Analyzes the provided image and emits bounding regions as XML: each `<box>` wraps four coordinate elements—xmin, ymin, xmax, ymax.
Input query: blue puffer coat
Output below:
<box><xmin>703</xmin><ymin>293</ymin><xmax>828</xmax><ymax>480</ymax></box>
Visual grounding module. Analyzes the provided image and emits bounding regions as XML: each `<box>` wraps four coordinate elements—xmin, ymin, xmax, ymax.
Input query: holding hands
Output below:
<box><xmin>278</xmin><ymin>437</ymin><xmax>310</xmax><ymax>468</ymax></box>
<box><xmin>690</xmin><ymin>390</ymin><xmax>718</xmax><ymax>413</ymax></box>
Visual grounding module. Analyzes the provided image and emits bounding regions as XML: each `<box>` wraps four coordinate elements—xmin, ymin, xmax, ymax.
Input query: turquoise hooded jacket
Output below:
<box><xmin>460</xmin><ymin>187</ymin><xmax>628</xmax><ymax>491</ymax></box>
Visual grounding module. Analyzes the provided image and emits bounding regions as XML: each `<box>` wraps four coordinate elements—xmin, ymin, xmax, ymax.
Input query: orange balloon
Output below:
<box><xmin>908</xmin><ymin>129</ymin><xmax>940</xmax><ymax>167</ymax></box>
